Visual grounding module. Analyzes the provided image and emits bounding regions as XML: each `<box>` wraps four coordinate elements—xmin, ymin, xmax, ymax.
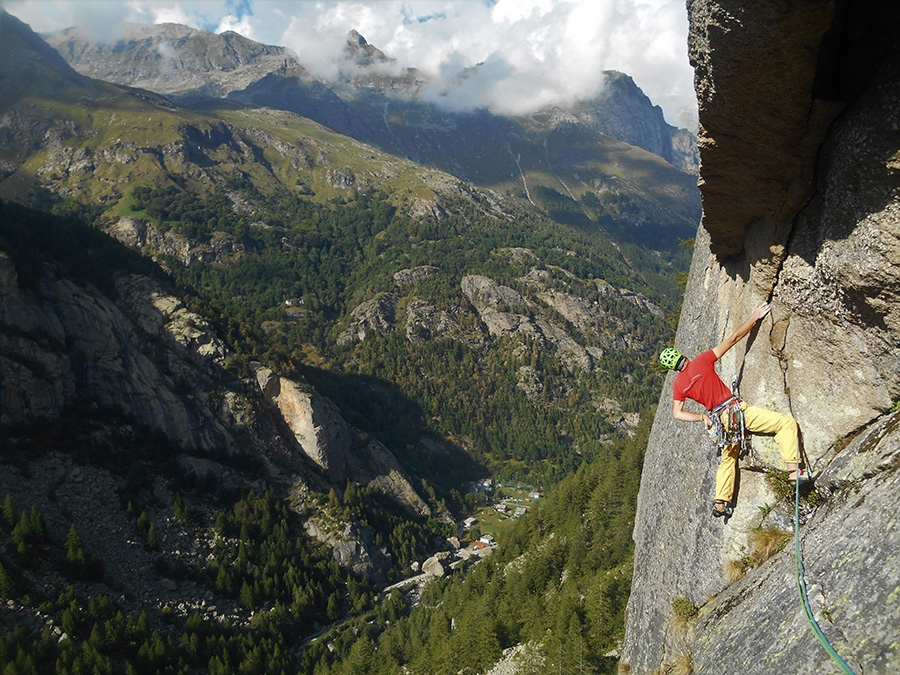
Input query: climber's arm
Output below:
<box><xmin>712</xmin><ymin>302</ymin><xmax>771</xmax><ymax>359</ymax></box>
<box><xmin>673</xmin><ymin>399</ymin><xmax>709</xmax><ymax>426</ymax></box>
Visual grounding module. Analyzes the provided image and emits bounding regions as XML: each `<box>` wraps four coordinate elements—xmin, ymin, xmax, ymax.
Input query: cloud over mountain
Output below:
<box><xmin>2</xmin><ymin>0</ymin><xmax>697</xmax><ymax>129</ymax></box>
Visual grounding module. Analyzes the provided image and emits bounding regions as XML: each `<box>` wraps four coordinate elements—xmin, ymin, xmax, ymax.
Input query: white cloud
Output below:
<box><xmin>491</xmin><ymin>0</ymin><xmax>555</xmax><ymax>24</ymax></box>
<box><xmin>155</xmin><ymin>40</ymin><xmax>180</xmax><ymax>74</ymax></box>
<box><xmin>144</xmin><ymin>3</ymin><xmax>193</xmax><ymax>26</ymax></box>
<box><xmin>0</xmin><ymin>0</ymin><xmax>697</xmax><ymax>129</ymax></box>
<box><xmin>272</xmin><ymin>0</ymin><xmax>696</xmax><ymax>127</ymax></box>
<box><xmin>1</xmin><ymin>0</ymin><xmax>136</xmax><ymax>36</ymax></box>
<box><xmin>215</xmin><ymin>13</ymin><xmax>255</xmax><ymax>38</ymax></box>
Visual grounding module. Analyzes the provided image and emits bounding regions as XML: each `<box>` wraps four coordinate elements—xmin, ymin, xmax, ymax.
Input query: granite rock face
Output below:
<box><xmin>254</xmin><ymin>367</ymin><xmax>432</xmax><ymax>518</ymax></box>
<box><xmin>0</xmin><ymin>253</ymin><xmax>232</xmax><ymax>451</ymax></box>
<box><xmin>0</xmin><ymin>248</ymin><xmax>432</xmax><ymax>577</ymax></box>
<box><xmin>256</xmin><ymin>367</ymin><xmax>353</xmax><ymax>481</ymax></box>
<box><xmin>622</xmin><ymin>0</ymin><xmax>900</xmax><ymax>672</ymax></box>
<box><xmin>687</xmin><ymin>0</ymin><xmax>839</xmax><ymax>257</ymax></box>
<box><xmin>459</xmin><ymin>271</ymin><xmax>659</xmax><ymax>370</ymax></box>
<box><xmin>690</xmin><ymin>411</ymin><xmax>900</xmax><ymax>675</ymax></box>
<box><xmin>336</xmin><ymin>293</ymin><xmax>398</xmax><ymax>345</ymax></box>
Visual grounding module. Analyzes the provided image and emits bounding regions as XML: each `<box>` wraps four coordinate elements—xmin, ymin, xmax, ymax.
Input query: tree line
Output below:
<box><xmin>300</xmin><ymin>412</ymin><xmax>651</xmax><ymax>675</ymax></box>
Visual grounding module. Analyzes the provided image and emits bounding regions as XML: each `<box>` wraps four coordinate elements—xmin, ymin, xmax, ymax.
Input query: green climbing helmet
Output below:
<box><xmin>659</xmin><ymin>347</ymin><xmax>683</xmax><ymax>370</ymax></box>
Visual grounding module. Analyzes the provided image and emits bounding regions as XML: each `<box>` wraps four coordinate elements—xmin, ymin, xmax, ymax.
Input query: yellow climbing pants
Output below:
<box><xmin>715</xmin><ymin>402</ymin><xmax>799</xmax><ymax>503</ymax></box>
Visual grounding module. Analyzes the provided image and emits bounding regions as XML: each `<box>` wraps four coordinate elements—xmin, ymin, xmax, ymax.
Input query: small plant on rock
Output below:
<box><xmin>671</xmin><ymin>595</ymin><xmax>698</xmax><ymax>637</ymax></box>
<box><xmin>724</xmin><ymin>558</ymin><xmax>749</xmax><ymax>583</ymax></box>
<box><xmin>766</xmin><ymin>470</ymin><xmax>824</xmax><ymax>508</ymax></box>
<box><xmin>747</xmin><ymin>526</ymin><xmax>790</xmax><ymax>567</ymax></box>
<box><xmin>671</xmin><ymin>595</ymin><xmax>698</xmax><ymax>621</ymax></box>
<box><xmin>672</xmin><ymin>651</ymin><xmax>694</xmax><ymax>675</ymax></box>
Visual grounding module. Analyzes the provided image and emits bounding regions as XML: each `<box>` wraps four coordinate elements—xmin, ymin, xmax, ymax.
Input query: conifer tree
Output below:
<box><xmin>1</xmin><ymin>493</ymin><xmax>14</xmax><ymax>530</ymax></box>
<box><xmin>65</xmin><ymin>524</ymin><xmax>87</xmax><ymax>574</ymax></box>
<box><xmin>0</xmin><ymin>561</ymin><xmax>11</xmax><ymax>599</ymax></box>
<box><xmin>146</xmin><ymin>523</ymin><xmax>158</xmax><ymax>550</ymax></box>
<box><xmin>173</xmin><ymin>493</ymin><xmax>188</xmax><ymax>524</ymax></box>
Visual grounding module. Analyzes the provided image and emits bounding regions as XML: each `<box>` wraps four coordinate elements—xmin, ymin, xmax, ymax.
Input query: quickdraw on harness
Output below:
<box><xmin>706</xmin><ymin>395</ymin><xmax>749</xmax><ymax>456</ymax></box>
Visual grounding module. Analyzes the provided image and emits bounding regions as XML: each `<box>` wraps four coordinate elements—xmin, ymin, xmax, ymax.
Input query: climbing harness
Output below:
<box><xmin>710</xmin><ymin>306</ymin><xmax>750</xmax><ymax>457</ymax></box>
<box><xmin>794</xmin><ymin>473</ymin><xmax>856</xmax><ymax>674</ymax></box>
<box><xmin>706</xmin><ymin>396</ymin><xmax>749</xmax><ymax>456</ymax></box>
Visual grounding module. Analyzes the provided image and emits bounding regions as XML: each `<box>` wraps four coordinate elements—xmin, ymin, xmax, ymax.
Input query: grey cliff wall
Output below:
<box><xmin>0</xmin><ymin>256</ymin><xmax>235</xmax><ymax>451</ymax></box>
<box><xmin>0</xmin><ymin>251</ymin><xmax>431</xmax><ymax>577</ymax></box>
<box><xmin>622</xmin><ymin>0</ymin><xmax>900</xmax><ymax>673</ymax></box>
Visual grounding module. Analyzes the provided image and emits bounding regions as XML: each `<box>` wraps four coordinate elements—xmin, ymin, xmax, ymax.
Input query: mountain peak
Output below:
<box><xmin>344</xmin><ymin>29</ymin><xmax>392</xmax><ymax>68</ymax></box>
<box><xmin>45</xmin><ymin>20</ymin><xmax>305</xmax><ymax>100</ymax></box>
<box><xmin>347</xmin><ymin>29</ymin><xmax>368</xmax><ymax>47</ymax></box>
<box><xmin>0</xmin><ymin>7</ymin><xmax>100</xmax><ymax>108</ymax></box>
<box><xmin>0</xmin><ymin>7</ymin><xmax>77</xmax><ymax>74</ymax></box>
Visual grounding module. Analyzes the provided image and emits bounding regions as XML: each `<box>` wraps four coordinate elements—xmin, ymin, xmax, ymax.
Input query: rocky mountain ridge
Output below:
<box><xmin>44</xmin><ymin>21</ymin><xmax>695</xmax><ymax>173</ymax></box>
<box><xmin>0</xmin><ymin>6</ymin><xmax>702</xmax><ymax>274</ymax></box>
<box><xmin>46</xmin><ymin>21</ymin><xmax>377</xmax><ymax>145</ymax></box>
<box><xmin>0</xmin><ymin>9</ymin><xmax>492</xmax><ymax>223</ymax></box>
<box><xmin>521</xmin><ymin>71</ymin><xmax>697</xmax><ymax>174</ymax></box>
<box><xmin>621</xmin><ymin>0</ymin><xmax>900</xmax><ymax>673</ymax></box>
<box><xmin>41</xmin><ymin>17</ymin><xmax>700</xmax><ymax>236</ymax></box>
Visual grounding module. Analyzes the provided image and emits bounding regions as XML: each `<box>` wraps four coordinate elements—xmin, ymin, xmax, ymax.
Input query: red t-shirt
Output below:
<box><xmin>672</xmin><ymin>349</ymin><xmax>732</xmax><ymax>410</ymax></box>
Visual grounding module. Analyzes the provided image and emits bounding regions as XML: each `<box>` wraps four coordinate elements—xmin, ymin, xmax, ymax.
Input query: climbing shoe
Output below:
<box><xmin>788</xmin><ymin>469</ymin><xmax>813</xmax><ymax>484</ymax></box>
<box><xmin>712</xmin><ymin>500</ymin><xmax>733</xmax><ymax>518</ymax></box>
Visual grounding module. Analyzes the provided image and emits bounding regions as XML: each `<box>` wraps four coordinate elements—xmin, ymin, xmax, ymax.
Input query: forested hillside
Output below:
<box><xmin>0</xmin><ymin>203</ymin><xmax>384</xmax><ymax>673</ymax></box>
<box><xmin>301</xmin><ymin>418</ymin><xmax>648</xmax><ymax>674</ymax></box>
<box><xmin>126</xmin><ymin>176</ymin><xmax>681</xmax><ymax>481</ymax></box>
<box><xmin>1</xmin><ymin>9</ymin><xmax>693</xmax><ymax>673</ymax></box>
<box><xmin>0</xmin><ymin>182</ymin><xmax>676</xmax><ymax>675</ymax></box>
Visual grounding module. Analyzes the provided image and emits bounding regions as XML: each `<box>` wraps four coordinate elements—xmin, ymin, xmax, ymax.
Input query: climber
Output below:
<box><xmin>659</xmin><ymin>302</ymin><xmax>809</xmax><ymax>518</ymax></box>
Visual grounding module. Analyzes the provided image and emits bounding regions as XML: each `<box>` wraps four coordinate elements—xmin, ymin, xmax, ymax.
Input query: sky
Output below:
<box><xmin>1</xmin><ymin>0</ymin><xmax>698</xmax><ymax>130</ymax></box>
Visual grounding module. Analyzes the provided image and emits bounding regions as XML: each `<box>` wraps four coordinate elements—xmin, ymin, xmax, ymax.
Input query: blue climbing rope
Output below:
<box><xmin>794</xmin><ymin>475</ymin><xmax>856</xmax><ymax>674</ymax></box>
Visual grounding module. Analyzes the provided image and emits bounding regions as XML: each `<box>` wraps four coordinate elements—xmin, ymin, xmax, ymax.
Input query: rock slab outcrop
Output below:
<box><xmin>254</xmin><ymin>367</ymin><xmax>431</xmax><ymax>518</ymax></box>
